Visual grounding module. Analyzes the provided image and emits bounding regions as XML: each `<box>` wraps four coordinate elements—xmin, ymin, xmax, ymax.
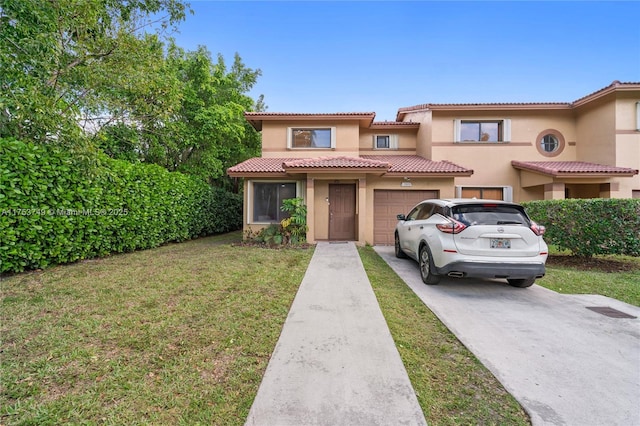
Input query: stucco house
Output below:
<box><xmin>228</xmin><ymin>81</ymin><xmax>640</xmax><ymax>245</ymax></box>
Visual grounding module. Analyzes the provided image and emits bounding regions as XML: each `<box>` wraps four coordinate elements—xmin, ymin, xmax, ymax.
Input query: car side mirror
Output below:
<box><xmin>397</xmin><ymin>214</ymin><xmax>406</xmax><ymax>220</ymax></box>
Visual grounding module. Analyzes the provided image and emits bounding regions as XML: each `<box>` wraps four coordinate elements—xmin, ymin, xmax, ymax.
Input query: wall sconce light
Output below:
<box><xmin>401</xmin><ymin>177</ymin><xmax>412</xmax><ymax>187</ymax></box>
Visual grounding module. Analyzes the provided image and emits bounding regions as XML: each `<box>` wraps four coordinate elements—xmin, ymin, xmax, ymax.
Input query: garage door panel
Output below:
<box><xmin>373</xmin><ymin>190</ymin><xmax>438</xmax><ymax>245</ymax></box>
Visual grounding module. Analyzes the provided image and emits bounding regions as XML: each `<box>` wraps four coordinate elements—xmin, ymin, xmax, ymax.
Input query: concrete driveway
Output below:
<box><xmin>374</xmin><ymin>246</ymin><xmax>640</xmax><ymax>426</ymax></box>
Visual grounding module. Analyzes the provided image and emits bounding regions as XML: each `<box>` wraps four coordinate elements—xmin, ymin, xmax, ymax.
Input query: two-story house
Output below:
<box><xmin>228</xmin><ymin>81</ymin><xmax>639</xmax><ymax>246</ymax></box>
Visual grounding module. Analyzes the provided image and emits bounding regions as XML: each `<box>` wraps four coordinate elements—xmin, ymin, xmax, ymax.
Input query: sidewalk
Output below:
<box><xmin>245</xmin><ymin>242</ymin><xmax>427</xmax><ymax>426</ymax></box>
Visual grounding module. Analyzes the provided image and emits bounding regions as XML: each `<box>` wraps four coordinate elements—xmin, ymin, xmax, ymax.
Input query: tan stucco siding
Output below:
<box><xmin>575</xmin><ymin>98</ymin><xmax>617</xmax><ymax>165</ymax></box>
<box><xmin>260</xmin><ymin>120</ymin><xmax>361</xmax><ymax>157</ymax></box>
<box><xmin>358</xmin><ymin>128</ymin><xmax>418</xmax><ymax>153</ymax></box>
<box><xmin>614</xmin><ymin>96</ymin><xmax>640</xmax><ymax>197</ymax></box>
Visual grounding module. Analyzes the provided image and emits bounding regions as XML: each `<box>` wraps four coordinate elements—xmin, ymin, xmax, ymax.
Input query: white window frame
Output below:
<box><xmin>248</xmin><ymin>180</ymin><xmax>305</xmax><ymax>224</ymax></box>
<box><xmin>636</xmin><ymin>101</ymin><xmax>640</xmax><ymax>131</ymax></box>
<box><xmin>287</xmin><ymin>127</ymin><xmax>336</xmax><ymax>149</ymax></box>
<box><xmin>455</xmin><ymin>185</ymin><xmax>513</xmax><ymax>202</ymax></box>
<box><xmin>373</xmin><ymin>134</ymin><xmax>399</xmax><ymax>150</ymax></box>
<box><xmin>454</xmin><ymin>119</ymin><xmax>511</xmax><ymax>143</ymax></box>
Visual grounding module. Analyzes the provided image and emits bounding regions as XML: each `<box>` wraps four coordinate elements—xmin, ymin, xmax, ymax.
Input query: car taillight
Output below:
<box><xmin>530</xmin><ymin>221</ymin><xmax>546</xmax><ymax>236</ymax></box>
<box><xmin>437</xmin><ymin>219</ymin><xmax>467</xmax><ymax>234</ymax></box>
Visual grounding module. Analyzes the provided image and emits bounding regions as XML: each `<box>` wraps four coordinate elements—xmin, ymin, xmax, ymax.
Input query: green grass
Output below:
<box><xmin>1</xmin><ymin>232</ymin><xmax>313</xmax><ymax>425</ymax></box>
<box><xmin>541</xmin><ymin>255</ymin><xmax>640</xmax><ymax>306</ymax></box>
<box><xmin>3</xmin><ymin>234</ymin><xmax>636</xmax><ymax>425</ymax></box>
<box><xmin>358</xmin><ymin>246</ymin><xmax>530</xmax><ymax>425</ymax></box>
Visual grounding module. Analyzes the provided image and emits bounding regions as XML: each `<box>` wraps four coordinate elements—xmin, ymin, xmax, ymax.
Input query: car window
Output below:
<box><xmin>452</xmin><ymin>204</ymin><xmax>529</xmax><ymax>226</ymax></box>
<box><xmin>405</xmin><ymin>205</ymin><xmax>422</xmax><ymax>221</ymax></box>
<box><xmin>416</xmin><ymin>203</ymin><xmax>435</xmax><ymax>220</ymax></box>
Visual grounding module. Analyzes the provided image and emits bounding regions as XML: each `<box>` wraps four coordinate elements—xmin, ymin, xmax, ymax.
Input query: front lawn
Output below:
<box><xmin>1</xmin><ymin>233</ymin><xmax>312</xmax><ymax>425</ymax></box>
<box><xmin>3</xmin><ymin>234</ymin><xmax>636</xmax><ymax>425</ymax></box>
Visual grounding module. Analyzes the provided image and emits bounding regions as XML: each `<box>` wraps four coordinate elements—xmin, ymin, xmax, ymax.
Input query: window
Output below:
<box><xmin>455</xmin><ymin>186</ymin><xmax>513</xmax><ymax>202</ymax></box>
<box><xmin>535</xmin><ymin>129</ymin><xmax>565</xmax><ymax>157</ymax></box>
<box><xmin>376</xmin><ymin>135</ymin><xmax>389</xmax><ymax>148</ymax></box>
<box><xmin>252</xmin><ymin>182</ymin><xmax>296</xmax><ymax>222</ymax></box>
<box><xmin>288</xmin><ymin>128</ymin><xmax>336</xmax><ymax>149</ymax></box>
<box><xmin>373</xmin><ymin>134</ymin><xmax>398</xmax><ymax>150</ymax></box>
<box><xmin>540</xmin><ymin>134</ymin><xmax>559</xmax><ymax>152</ymax></box>
<box><xmin>454</xmin><ymin>119</ymin><xmax>511</xmax><ymax>142</ymax></box>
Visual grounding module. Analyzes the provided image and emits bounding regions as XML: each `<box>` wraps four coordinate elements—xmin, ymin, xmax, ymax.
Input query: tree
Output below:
<box><xmin>96</xmin><ymin>41</ymin><xmax>263</xmax><ymax>186</ymax></box>
<box><xmin>0</xmin><ymin>0</ymin><xmax>189</xmax><ymax>145</ymax></box>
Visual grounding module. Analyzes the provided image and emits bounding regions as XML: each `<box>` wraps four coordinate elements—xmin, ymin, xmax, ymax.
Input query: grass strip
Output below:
<box><xmin>358</xmin><ymin>246</ymin><xmax>530</xmax><ymax>425</ymax></box>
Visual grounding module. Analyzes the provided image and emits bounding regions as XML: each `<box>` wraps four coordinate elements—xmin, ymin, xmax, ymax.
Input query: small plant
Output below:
<box><xmin>252</xmin><ymin>198</ymin><xmax>308</xmax><ymax>246</ymax></box>
<box><xmin>280</xmin><ymin>198</ymin><xmax>308</xmax><ymax>244</ymax></box>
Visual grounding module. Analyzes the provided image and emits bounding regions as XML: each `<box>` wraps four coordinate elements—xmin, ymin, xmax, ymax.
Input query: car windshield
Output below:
<box><xmin>451</xmin><ymin>204</ymin><xmax>529</xmax><ymax>226</ymax></box>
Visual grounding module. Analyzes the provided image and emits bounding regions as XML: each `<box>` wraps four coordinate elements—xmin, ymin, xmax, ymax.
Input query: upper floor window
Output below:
<box><xmin>288</xmin><ymin>127</ymin><xmax>336</xmax><ymax>149</ymax></box>
<box><xmin>454</xmin><ymin>119</ymin><xmax>511</xmax><ymax>143</ymax></box>
<box><xmin>535</xmin><ymin>129</ymin><xmax>565</xmax><ymax>157</ymax></box>
<box><xmin>374</xmin><ymin>134</ymin><xmax>398</xmax><ymax>150</ymax></box>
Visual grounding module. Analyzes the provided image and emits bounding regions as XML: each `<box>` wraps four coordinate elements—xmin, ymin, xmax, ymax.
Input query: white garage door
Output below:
<box><xmin>373</xmin><ymin>190</ymin><xmax>438</xmax><ymax>245</ymax></box>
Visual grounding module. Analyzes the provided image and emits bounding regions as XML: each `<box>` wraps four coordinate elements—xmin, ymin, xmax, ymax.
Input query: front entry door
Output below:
<box><xmin>329</xmin><ymin>184</ymin><xmax>356</xmax><ymax>240</ymax></box>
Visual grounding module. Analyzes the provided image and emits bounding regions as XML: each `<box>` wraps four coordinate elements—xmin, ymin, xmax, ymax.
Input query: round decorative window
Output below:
<box><xmin>536</xmin><ymin>129</ymin><xmax>565</xmax><ymax>157</ymax></box>
<box><xmin>541</xmin><ymin>134</ymin><xmax>559</xmax><ymax>152</ymax></box>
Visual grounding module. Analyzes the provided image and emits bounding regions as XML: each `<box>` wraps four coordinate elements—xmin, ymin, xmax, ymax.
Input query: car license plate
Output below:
<box><xmin>491</xmin><ymin>238</ymin><xmax>511</xmax><ymax>249</ymax></box>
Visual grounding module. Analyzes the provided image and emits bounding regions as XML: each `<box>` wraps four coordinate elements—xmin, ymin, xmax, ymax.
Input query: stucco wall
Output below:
<box><xmin>260</xmin><ymin>120</ymin><xmax>361</xmax><ymax>158</ymax></box>
<box><xmin>358</xmin><ymin>128</ymin><xmax>418</xmax><ymax>153</ymax></box>
<box><xmin>427</xmin><ymin>109</ymin><xmax>577</xmax><ymax>202</ymax></box>
<box><xmin>614</xmin><ymin>96</ymin><xmax>640</xmax><ymax>196</ymax></box>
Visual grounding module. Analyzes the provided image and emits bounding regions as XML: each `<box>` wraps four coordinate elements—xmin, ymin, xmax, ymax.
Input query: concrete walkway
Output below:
<box><xmin>245</xmin><ymin>242</ymin><xmax>426</xmax><ymax>426</ymax></box>
<box><xmin>374</xmin><ymin>245</ymin><xmax>640</xmax><ymax>426</ymax></box>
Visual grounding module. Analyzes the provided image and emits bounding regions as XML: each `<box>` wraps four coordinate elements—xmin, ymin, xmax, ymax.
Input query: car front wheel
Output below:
<box><xmin>395</xmin><ymin>233</ymin><xmax>407</xmax><ymax>258</ymax></box>
<box><xmin>419</xmin><ymin>245</ymin><xmax>440</xmax><ymax>285</ymax></box>
<box><xmin>507</xmin><ymin>278</ymin><xmax>535</xmax><ymax>288</ymax></box>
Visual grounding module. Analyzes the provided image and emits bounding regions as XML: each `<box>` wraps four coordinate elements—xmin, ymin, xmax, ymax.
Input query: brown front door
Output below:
<box><xmin>329</xmin><ymin>184</ymin><xmax>356</xmax><ymax>240</ymax></box>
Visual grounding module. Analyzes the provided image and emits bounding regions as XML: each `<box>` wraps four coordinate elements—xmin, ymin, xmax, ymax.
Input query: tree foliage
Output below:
<box><xmin>1</xmin><ymin>0</ymin><xmax>263</xmax><ymax>186</ymax></box>
<box><xmin>95</xmin><ymin>42</ymin><xmax>263</xmax><ymax>186</ymax></box>
<box><xmin>0</xmin><ymin>0</ymin><xmax>188</xmax><ymax>144</ymax></box>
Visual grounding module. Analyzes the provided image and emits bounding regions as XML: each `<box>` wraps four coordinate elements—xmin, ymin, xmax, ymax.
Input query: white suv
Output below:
<box><xmin>395</xmin><ymin>199</ymin><xmax>548</xmax><ymax>288</ymax></box>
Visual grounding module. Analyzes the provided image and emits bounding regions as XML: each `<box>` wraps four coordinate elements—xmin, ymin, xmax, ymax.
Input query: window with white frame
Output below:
<box><xmin>454</xmin><ymin>119</ymin><xmax>511</xmax><ymax>142</ymax></box>
<box><xmin>252</xmin><ymin>182</ymin><xmax>297</xmax><ymax>222</ymax></box>
<box><xmin>287</xmin><ymin>127</ymin><xmax>336</xmax><ymax>149</ymax></box>
<box><xmin>373</xmin><ymin>134</ymin><xmax>398</xmax><ymax>150</ymax></box>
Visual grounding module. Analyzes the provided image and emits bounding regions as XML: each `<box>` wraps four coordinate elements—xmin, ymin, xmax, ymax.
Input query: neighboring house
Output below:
<box><xmin>228</xmin><ymin>81</ymin><xmax>640</xmax><ymax>245</ymax></box>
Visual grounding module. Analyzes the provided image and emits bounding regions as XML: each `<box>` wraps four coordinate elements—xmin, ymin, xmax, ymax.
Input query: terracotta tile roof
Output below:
<box><xmin>245</xmin><ymin>112</ymin><xmax>376</xmax><ymax>118</ymax></box>
<box><xmin>283</xmin><ymin>156</ymin><xmax>389</xmax><ymax>170</ymax></box>
<box><xmin>370</xmin><ymin>121</ymin><xmax>420</xmax><ymax>129</ymax></box>
<box><xmin>362</xmin><ymin>155</ymin><xmax>472</xmax><ymax>175</ymax></box>
<box><xmin>396</xmin><ymin>81</ymin><xmax>640</xmax><ymax>119</ymax></box>
<box><xmin>227</xmin><ymin>157</ymin><xmax>289</xmax><ymax>175</ymax></box>
<box><xmin>511</xmin><ymin>161</ymin><xmax>639</xmax><ymax>177</ymax></box>
<box><xmin>244</xmin><ymin>112</ymin><xmax>376</xmax><ymax>131</ymax></box>
<box><xmin>228</xmin><ymin>155</ymin><xmax>473</xmax><ymax>177</ymax></box>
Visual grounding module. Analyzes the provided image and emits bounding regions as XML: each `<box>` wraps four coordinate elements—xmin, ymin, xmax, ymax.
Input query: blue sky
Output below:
<box><xmin>172</xmin><ymin>1</ymin><xmax>640</xmax><ymax>121</ymax></box>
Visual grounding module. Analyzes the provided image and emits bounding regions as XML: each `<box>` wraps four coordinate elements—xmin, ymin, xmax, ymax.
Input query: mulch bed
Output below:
<box><xmin>546</xmin><ymin>255</ymin><xmax>639</xmax><ymax>273</ymax></box>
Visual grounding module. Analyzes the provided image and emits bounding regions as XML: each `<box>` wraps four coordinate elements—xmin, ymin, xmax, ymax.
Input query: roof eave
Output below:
<box><xmin>384</xmin><ymin>171</ymin><xmax>474</xmax><ymax>178</ymax></box>
<box><xmin>227</xmin><ymin>171</ymin><xmax>287</xmax><ymax>178</ymax></box>
<box><xmin>283</xmin><ymin>167</ymin><xmax>388</xmax><ymax>175</ymax></box>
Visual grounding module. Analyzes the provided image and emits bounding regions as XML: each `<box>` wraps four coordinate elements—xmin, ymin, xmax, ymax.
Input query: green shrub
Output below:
<box><xmin>523</xmin><ymin>199</ymin><xmax>640</xmax><ymax>257</ymax></box>
<box><xmin>251</xmin><ymin>198</ymin><xmax>308</xmax><ymax>246</ymax></box>
<box><xmin>0</xmin><ymin>138</ymin><xmax>242</xmax><ymax>273</ymax></box>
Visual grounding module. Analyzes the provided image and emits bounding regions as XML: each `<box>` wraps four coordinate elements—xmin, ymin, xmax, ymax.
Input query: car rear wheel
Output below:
<box><xmin>394</xmin><ymin>233</ymin><xmax>407</xmax><ymax>258</ymax></box>
<box><xmin>419</xmin><ymin>245</ymin><xmax>440</xmax><ymax>285</ymax></box>
<box><xmin>507</xmin><ymin>278</ymin><xmax>535</xmax><ymax>288</ymax></box>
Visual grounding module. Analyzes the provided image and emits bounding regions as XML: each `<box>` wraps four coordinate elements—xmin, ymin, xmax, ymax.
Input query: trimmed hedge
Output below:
<box><xmin>523</xmin><ymin>199</ymin><xmax>640</xmax><ymax>257</ymax></box>
<box><xmin>0</xmin><ymin>138</ymin><xmax>242</xmax><ymax>273</ymax></box>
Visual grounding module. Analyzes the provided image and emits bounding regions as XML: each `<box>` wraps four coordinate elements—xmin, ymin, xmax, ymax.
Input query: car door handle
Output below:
<box><xmin>420</xmin><ymin>226</ymin><xmax>424</xmax><ymax>229</ymax></box>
